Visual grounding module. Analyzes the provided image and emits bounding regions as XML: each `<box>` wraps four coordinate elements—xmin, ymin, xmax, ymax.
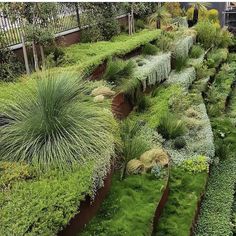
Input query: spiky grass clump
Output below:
<box><xmin>142</xmin><ymin>43</ymin><xmax>159</xmax><ymax>55</ymax></box>
<box><xmin>103</xmin><ymin>57</ymin><xmax>135</xmax><ymax>82</ymax></box>
<box><xmin>189</xmin><ymin>44</ymin><xmax>204</xmax><ymax>59</ymax></box>
<box><xmin>157</xmin><ymin>112</ymin><xmax>185</xmax><ymax>139</ymax></box>
<box><xmin>174</xmin><ymin>55</ymin><xmax>188</xmax><ymax>72</ymax></box>
<box><xmin>0</xmin><ymin>73</ymin><xmax>117</xmax><ymax>171</ymax></box>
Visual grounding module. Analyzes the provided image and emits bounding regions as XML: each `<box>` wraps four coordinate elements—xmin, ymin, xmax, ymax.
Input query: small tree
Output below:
<box><xmin>148</xmin><ymin>4</ymin><xmax>171</xmax><ymax>29</ymax></box>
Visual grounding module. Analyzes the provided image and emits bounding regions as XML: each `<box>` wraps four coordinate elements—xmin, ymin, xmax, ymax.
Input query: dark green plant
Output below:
<box><xmin>142</xmin><ymin>43</ymin><xmax>158</xmax><ymax>55</ymax></box>
<box><xmin>0</xmin><ymin>72</ymin><xmax>116</xmax><ymax>171</ymax></box>
<box><xmin>136</xmin><ymin>95</ymin><xmax>151</xmax><ymax>113</ymax></box>
<box><xmin>174</xmin><ymin>137</ymin><xmax>186</xmax><ymax>149</ymax></box>
<box><xmin>103</xmin><ymin>58</ymin><xmax>135</xmax><ymax>82</ymax></box>
<box><xmin>189</xmin><ymin>44</ymin><xmax>204</xmax><ymax>58</ymax></box>
<box><xmin>157</xmin><ymin>112</ymin><xmax>185</xmax><ymax>139</ymax></box>
<box><xmin>0</xmin><ymin>34</ymin><xmax>23</xmax><ymax>82</ymax></box>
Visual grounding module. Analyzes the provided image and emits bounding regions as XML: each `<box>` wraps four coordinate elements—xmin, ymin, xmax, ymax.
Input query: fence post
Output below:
<box><xmin>75</xmin><ymin>3</ymin><xmax>81</xmax><ymax>28</ymax></box>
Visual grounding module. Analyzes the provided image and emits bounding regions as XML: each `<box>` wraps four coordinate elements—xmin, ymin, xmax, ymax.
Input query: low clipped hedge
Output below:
<box><xmin>0</xmin><ymin>162</ymin><xmax>95</xmax><ymax>236</ymax></box>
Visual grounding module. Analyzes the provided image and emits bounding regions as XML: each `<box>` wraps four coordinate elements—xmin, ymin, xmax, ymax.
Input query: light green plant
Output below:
<box><xmin>189</xmin><ymin>44</ymin><xmax>204</xmax><ymax>59</ymax></box>
<box><xmin>181</xmin><ymin>155</ymin><xmax>209</xmax><ymax>173</ymax></box>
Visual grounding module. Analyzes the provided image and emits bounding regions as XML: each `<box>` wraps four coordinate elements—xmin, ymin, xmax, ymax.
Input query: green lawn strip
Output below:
<box><xmin>55</xmin><ymin>29</ymin><xmax>161</xmax><ymax>75</ymax></box>
<box><xmin>155</xmin><ymin>168</ymin><xmax>207</xmax><ymax>236</ymax></box>
<box><xmin>0</xmin><ymin>162</ymin><xmax>95</xmax><ymax>236</ymax></box>
<box><xmin>80</xmin><ymin>173</ymin><xmax>167</xmax><ymax>236</ymax></box>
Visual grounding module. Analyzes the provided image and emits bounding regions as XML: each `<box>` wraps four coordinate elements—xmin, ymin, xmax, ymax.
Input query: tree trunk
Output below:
<box><xmin>156</xmin><ymin>19</ymin><xmax>161</xmax><ymax>29</ymax></box>
<box><xmin>193</xmin><ymin>6</ymin><xmax>199</xmax><ymax>25</ymax></box>
<box><xmin>39</xmin><ymin>44</ymin><xmax>45</xmax><ymax>68</ymax></box>
<box><xmin>32</xmin><ymin>41</ymin><xmax>39</xmax><ymax>71</ymax></box>
<box><xmin>20</xmin><ymin>33</ymin><xmax>30</xmax><ymax>75</ymax></box>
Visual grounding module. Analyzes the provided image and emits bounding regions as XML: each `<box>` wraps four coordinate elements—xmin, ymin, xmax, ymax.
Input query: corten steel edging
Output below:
<box><xmin>151</xmin><ymin>164</ymin><xmax>170</xmax><ymax>236</ymax></box>
<box><xmin>57</xmin><ymin>165</ymin><xmax>114</xmax><ymax>236</ymax></box>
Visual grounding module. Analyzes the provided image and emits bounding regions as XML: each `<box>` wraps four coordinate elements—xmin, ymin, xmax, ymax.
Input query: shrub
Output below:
<box><xmin>157</xmin><ymin>112</ymin><xmax>185</xmax><ymax>139</ymax></box>
<box><xmin>0</xmin><ymin>73</ymin><xmax>117</xmax><ymax>171</ymax></box>
<box><xmin>181</xmin><ymin>155</ymin><xmax>209</xmax><ymax>173</ymax></box>
<box><xmin>207</xmin><ymin>9</ymin><xmax>219</xmax><ymax>23</ymax></box>
<box><xmin>142</xmin><ymin>43</ymin><xmax>158</xmax><ymax>55</ymax></box>
<box><xmin>155</xmin><ymin>33</ymin><xmax>173</xmax><ymax>52</ymax></box>
<box><xmin>194</xmin><ymin>62</ymin><xmax>215</xmax><ymax>80</ymax></box>
<box><xmin>103</xmin><ymin>58</ymin><xmax>135</xmax><ymax>82</ymax></box>
<box><xmin>207</xmin><ymin>48</ymin><xmax>228</xmax><ymax>68</ymax></box>
<box><xmin>189</xmin><ymin>45</ymin><xmax>204</xmax><ymax>59</ymax></box>
<box><xmin>0</xmin><ymin>34</ymin><xmax>23</xmax><ymax>82</ymax></box>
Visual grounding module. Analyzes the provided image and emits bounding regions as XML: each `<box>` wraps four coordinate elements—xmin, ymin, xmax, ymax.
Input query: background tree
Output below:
<box><xmin>189</xmin><ymin>2</ymin><xmax>211</xmax><ymax>25</ymax></box>
<box><xmin>148</xmin><ymin>4</ymin><xmax>171</xmax><ymax>29</ymax></box>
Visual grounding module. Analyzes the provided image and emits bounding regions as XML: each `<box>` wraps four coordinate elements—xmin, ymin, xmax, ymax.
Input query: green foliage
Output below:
<box><xmin>136</xmin><ymin>95</ymin><xmax>151</xmax><ymax>113</ymax></box>
<box><xmin>135</xmin><ymin>19</ymin><xmax>146</xmax><ymax>31</ymax></box>
<box><xmin>195</xmin><ymin>154</ymin><xmax>236</xmax><ymax>236</ymax></box>
<box><xmin>181</xmin><ymin>155</ymin><xmax>209</xmax><ymax>173</ymax></box>
<box><xmin>103</xmin><ymin>58</ymin><xmax>135</xmax><ymax>82</ymax></box>
<box><xmin>194</xmin><ymin>62</ymin><xmax>215</xmax><ymax>80</ymax></box>
<box><xmin>142</xmin><ymin>43</ymin><xmax>159</xmax><ymax>55</ymax></box>
<box><xmin>174</xmin><ymin>55</ymin><xmax>187</xmax><ymax>72</ymax></box>
<box><xmin>207</xmin><ymin>48</ymin><xmax>228</xmax><ymax>68</ymax></box>
<box><xmin>0</xmin><ymin>161</ymin><xmax>32</xmax><ymax>190</ymax></box>
<box><xmin>81</xmin><ymin>173</ymin><xmax>166</xmax><ymax>236</ymax></box>
<box><xmin>120</xmin><ymin>120</ymin><xmax>154</xmax><ymax>179</ymax></box>
<box><xmin>62</xmin><ymin>29</ymin><xmax>161</xmax><ymax>75</ymax></box>
<box><xmin>0</xmin><ymin>33</ymin><xmax>23</xmax><ymax>82</ymax></box>
<box><xmin>0</xmin><ymin>163</ymin><xmax>95</xmax><ymax>236</ymax></box>
<box><xmin>0</xmin><ymin>72</ymin><xmax>116</xmax><ymax>171</ymax></box>
<box><xmin>189</xmin><ymin>44</ymin><xmax>204</xmax><ymax>59</ymax></box>
<box><xmin>155</xmin><ymin>32</ymin><xmax>173</xmax><ymax>52</ymax></box>
<box><xmin>156</xmin><ymin>167</ymin><xmax>207</xmax><ymax>236</ymax></box>
<box><xmin>157</xmin><ymin>112</ymin><xmax>185</xmax><ymax>139</ymax></box>
<box><xmin>195</xmin><ymin>21</ymin><xmax>233</xmax><ymax>49</ymax></box>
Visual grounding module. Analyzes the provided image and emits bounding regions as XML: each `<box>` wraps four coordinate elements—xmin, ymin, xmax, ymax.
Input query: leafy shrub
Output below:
<box><xmin>189</xmin><ymin>45</ymin><xmax>204</xmax><ymax>59</ymax></box>
<box><xmin>0</xmin><ymin>34</ymin><xmax>23</xmax><ymax>82</ymax></box>
<box><xmin>0</xmin><ymin>73</ymin><xmax>116</xmax><ymax>171</ymax></box>
<box><xmin>207</xmin><ymin>9</ymin><xmax>219</xmax><ymax>23</ymax></box>
<box><xmin>103</xmin><ymin>58</ymin><xmax>135</xmax><ymax>82</ymax></box>
<box><xmin>194</xmin><ymin>62</ymin><xmax>215</xmax><ymax>80</ymax></box>
<box><xmin>142</xmin><ymin>43</ymin><xmax>158</xmax><ymax>55</ymax></box>
<box><xmin>181</xmin><ymin>155</ymin><xmax>209</xmax><ymax>173</ymax></box>
<box><xmin>0</xmin><ymin>161</ymin><xmax>32</xmax><ymax>189</ymax></box>
<box><xmin>207</xmin><ymin>48</ymin><xmax>228</xmax><ymax>68</ymax></box>
<box><xmin>196</xmin><ymin>21</ymin><xmax>233</xmax><ymax>49</ymax></box>
<box><xmin>174</xmin><ymin>137</ymin><xmax>186</xmax><ymax>149</ymax></box>
<box><xmin>157</xmin><ymin>112</ymin><xmax>185</xmax><ymax>139</ymax></box>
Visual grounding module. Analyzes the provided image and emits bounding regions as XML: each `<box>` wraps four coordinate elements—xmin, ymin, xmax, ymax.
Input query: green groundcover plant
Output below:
<box><xmin>81</xmin><ymin>173</ymin><xmax>166</xmax><ymax>236</ymax></box>
<box><xmin>0</xmin><ymin>162</ymin><xmax>95</xmax><ymax>236</ymax></box>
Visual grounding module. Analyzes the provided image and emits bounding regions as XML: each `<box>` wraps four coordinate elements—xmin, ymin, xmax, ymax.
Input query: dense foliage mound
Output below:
<box><xmin>0</xmin><ymin>73</ymin><xmax>117</xmax><ymax>172</ymax></box>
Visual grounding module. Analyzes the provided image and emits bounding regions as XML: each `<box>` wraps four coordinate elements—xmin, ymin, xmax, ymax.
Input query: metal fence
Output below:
<box><xmin>0</xmin><ymin>4</ymin><xmax>79</xmax><ymax>48</ymax></box>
